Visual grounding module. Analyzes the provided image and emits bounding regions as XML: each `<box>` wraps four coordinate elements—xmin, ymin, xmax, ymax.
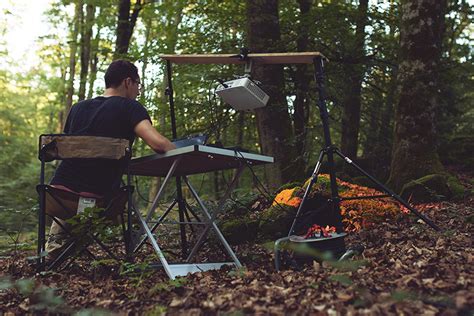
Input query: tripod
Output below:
<box><xmin>275</xmin><ymin>56</ymin><xmax>440</xmax><ymax>270</ymax></box>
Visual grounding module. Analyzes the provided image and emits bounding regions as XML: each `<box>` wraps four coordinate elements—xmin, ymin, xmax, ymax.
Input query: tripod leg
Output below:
<box><xmin>334</xmin><ymin>149</ymin><xmax>441</xmax><ymax>231</ymax></box>
<box><xmin>287</xmin><ymin>149</ymin><xmax>326</xmax><ymax>236</ymax></box>
<box><xmin>183</xmin><ymin>206</ymin><xmax>195</xmax><ymax>234</ymax></box>
<box><xmin>184</xmin><ymin>200</ymin><xmax>202</xmax><ymax>222</ymax></box>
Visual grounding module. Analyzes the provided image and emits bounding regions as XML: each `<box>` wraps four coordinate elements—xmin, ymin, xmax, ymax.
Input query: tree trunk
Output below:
<box><xmin>114</xmin><ymin>0</ymin><xmax>143</xmax><ymax>58</ymax></box>
<box><xmin>361</xmin><ymin>2</ymin><xmax>397</xmax><ymax>179</ymax></box>
<box><xmin>147</xmin><ymin>0</ymin><xmax>186</xmax><ymax>203</ymax></box>
<box><xmin>292</xmin><ymin>0</ymin><xmax>312</xmax><ymax>181</ymax></box>
<box><xmin>63</xmin><ymin>0</ymin><xmax>83</xmax><ymax>129</ymax></box>
<box><xmin>340</xmin><ymin>0</ymin><xmax>368</xmax><ymax>159</ymax></box>
<box><xmin>87</xmin><ymin>38</ymin><xmax>98</xmax><ymax>99</ymax></box>
<box><xmin>246</xmin><ymin>0</ymin><xmax>296</xmax><ymax>190</ymax></box>
<box><xmin>78</xmin><ymin>3</ymin><xmax>95</xmax><ymax>101</ymax></box>
<box><xmin>387</xmin><ymin>0</ymin><xmax>447</xmax><ymax>192</ymax></box>
<box><xmin>57</xmin><ymin>65</ymin><xmax>68</xmax><ymax>132</ymax></box>
<box><xmin>236</xmin><ymin>112</ymin><xmax>245</xmax><ymax>147</ymax></box>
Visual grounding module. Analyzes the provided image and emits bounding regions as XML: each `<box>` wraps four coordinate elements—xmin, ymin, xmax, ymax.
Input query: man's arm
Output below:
<box><xmin>134</xmin><ymin>119</ymin><xmax>176</xmax><ymax>153</ymax></box>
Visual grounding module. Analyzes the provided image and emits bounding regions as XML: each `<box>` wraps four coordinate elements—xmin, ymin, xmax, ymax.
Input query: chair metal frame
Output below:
<box><xmin>36</xmin><ymin>134</ymin><xmax>134</xmax><ymax>271</ymax></box>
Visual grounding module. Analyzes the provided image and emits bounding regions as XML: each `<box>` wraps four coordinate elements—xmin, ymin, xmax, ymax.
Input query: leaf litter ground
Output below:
<box><xmin>0</xmin><ymin>198</ymin><xmax>472</xmax><ymax>315</ymax></box>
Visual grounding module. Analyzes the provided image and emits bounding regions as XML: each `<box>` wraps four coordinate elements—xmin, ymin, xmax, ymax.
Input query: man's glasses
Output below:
<box><xmin>127</xmin><ymin>77</ymin><xmax>142</xmax><ymax>90</ymax></box>
<box><xmin>135</xmin><ymin>80</ymin><xmax>142</xmax><ymax>90</ymax></box>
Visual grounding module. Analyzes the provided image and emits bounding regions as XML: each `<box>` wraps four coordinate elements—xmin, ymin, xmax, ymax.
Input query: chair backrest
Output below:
<box><xmin>38</xmin><ymin>134</ymin><xmax>130</xmax><ymax>162</ymax></box>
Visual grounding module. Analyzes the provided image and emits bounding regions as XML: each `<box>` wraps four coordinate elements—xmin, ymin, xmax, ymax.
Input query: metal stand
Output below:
<box><xmin>133</xmin><ymin>157</ymin><xmax>244</xmax><ymax>279</ymax></box>
<box><xmin>165</xmin><ymin>60</ymin><xmax>189</xmax><ymax>258</ymax></box>
<box><xmin>274</xmin><ymin>56</ymin><xmax>440</xmax><ymax>270</ymax></box>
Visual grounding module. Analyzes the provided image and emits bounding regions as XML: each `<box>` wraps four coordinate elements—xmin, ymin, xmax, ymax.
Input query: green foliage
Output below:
<box><xmin>328</xmin><ymin>274</ymin><xmax>353</xmax><ymax>286</ymax></box>
<box><xmin>390</xmin><ymin>290</ymin><xmax>418</xmax><ymax>302</ymax></box>
<box><xmin>400</xmin><ymin>174</ymin><xmax>452</xmax><ymax>203</ymax></box>
<box><xmin>144</xmin><ymin>305</ymin><xmax>168</xmax><ymax>316</ymax></box>
<box><xmin>0</xmin><ymin>276</ymin><xmax>66</xmax><ymax>312</ymax></box>
<box><xmin>119</xmin><ymin>261</ymin><xmax>154</xmax><ymax>288</ymax></box>
<box><xmin>90</xmin><ymin>258</ymin><xmax>117</xmax><ymax>268</ymax></box>
<box><xmin>465</xmin><ymin>214</ymin><xmax>474</xmax><ymax>224</ymax></box>
<box><xmin>0</xmin><ymin>0</ymin><xmax>472</xmax><ymax>246</ymax></box>
<box><xmin>74</xmin><ymin>309</ymin><xmax>113</xmax><ymax>316</ymax></box>
<box><xmin>0</xmin><ymin>204</ymin><xmax>37</xmax><ymax>255</ymax></box>
<box><xmin>66</xmin><ymin>206</ymin><xmax>121</xmax><ymax>244</ymax></box>
<box><xmin>227</xmin><ymin>266</ymin><xmax>248</xmax><ymax>278</ymax></box>
<box><xmin>148</xmin><ymin>277</ymin><xmax>188</xmax><ymax>294</ymax></box>
<box><xmin>328</xmin><ymin>259</ymin><xmax>368</xmax><ymax>273</ymax></box>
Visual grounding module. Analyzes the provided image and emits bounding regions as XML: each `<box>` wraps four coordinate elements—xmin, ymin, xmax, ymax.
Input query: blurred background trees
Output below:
<box><xmin>0</xmin><ymin>0</ymin><xmax>472</xmax><ymax>236</ymax></box>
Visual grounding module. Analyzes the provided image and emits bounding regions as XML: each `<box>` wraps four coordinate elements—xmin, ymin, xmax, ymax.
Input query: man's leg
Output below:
<box><xmin>45</xmin><ymin>219</ymin><xmax>70</xmax><ymax>256</ymax></box>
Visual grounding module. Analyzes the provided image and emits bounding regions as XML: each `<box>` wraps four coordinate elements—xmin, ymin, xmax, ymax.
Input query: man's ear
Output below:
<box><xmin>123</xmin><ymin>78</ymin><xmax>130</xmax><ymax>88</ymax></box>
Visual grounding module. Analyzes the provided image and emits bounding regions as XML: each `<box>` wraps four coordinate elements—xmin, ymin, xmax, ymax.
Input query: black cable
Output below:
<box><xmin>133</xmin><ymin>175</ymin><xmax>176</xmax><ymax>206</ymax></box>
<box><xmin>231</xmin><ymin>149</ymin><xmax>293</xmax><ymax>215</ymax></box>
<box><xmin>231</xmin><ymin>149</ymin><xmax>328</xmax><ymax>227</ymax></box>
<box><xmin>134</xmin><ymin>176</ymin><xmax>152</xmax><ymax>204</ymax></box>
<box><xmin>203</xmin><ymin>79</ymin><xmax>240</xmax><ymax>143</ymax></box>
<box><xmin>195</xmin><ymin>173</ymin><xmax>206</xmax><ymax>196</ymax></box>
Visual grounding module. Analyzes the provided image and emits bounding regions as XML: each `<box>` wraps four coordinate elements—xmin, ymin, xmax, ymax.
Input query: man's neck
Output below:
<box><xmin>103</xmin><ymin>88</ymin><xmax>127</xmax><ymax>98</ymax></box>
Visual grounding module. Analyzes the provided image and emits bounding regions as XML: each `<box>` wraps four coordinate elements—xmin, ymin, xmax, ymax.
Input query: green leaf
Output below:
<box><xmin>16</xmin><ymin>278</ymin><xmax>35</xmax><ymax>295</ymax></box>
<box><xmin>390</xmin><ymin>290</ymin><xmax>418</xmax><ymax>302</ymax></box>
<box><xmin>74</xmin><ymin>308</ymin><xmax>112</xmax><ymax>316</ymax></box>
<box><xmin>0</xmin><ymin>277</ymin><xmax>12</xmax><ymax>290</ymax></box>
<box><xmin>328</xmin><ymin>274</ymin><xmax>353</xmax><ymax>286</ymax></box>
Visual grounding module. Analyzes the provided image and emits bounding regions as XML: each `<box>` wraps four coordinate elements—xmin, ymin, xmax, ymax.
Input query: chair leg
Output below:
<box><xmin>46</xmin><ymin>217</ymin><xmax>97</xmax><ymax>270</ymax></box>
<box><xmin>48</xmin><ymin>241</ymin><xmax>76</xmax><ymax>270</ymax></box>
<box><xmin>37</xmin><ymin>185</ymin><xmax>47</xmax><ymax>272</ymax></box>
<box><xmin>59</xmin><ymin>244</ymin><xmax>98</xmax><ymax>272</ymax></box>
<box><xmin>89</xmin><ymin>233</ymin><xmax>120</xmax><ymax>262</ymax></box>
<box><xmin>121</xmin><ymin>212</ymin><xmax>134</xmax><ymax>262</ymax></box>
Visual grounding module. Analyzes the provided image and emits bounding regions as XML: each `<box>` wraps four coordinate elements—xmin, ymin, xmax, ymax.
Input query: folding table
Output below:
<box><xmin>129</xmin><ymin>144</ymin><xmax>273</xmax><ymax>279</ymax></box>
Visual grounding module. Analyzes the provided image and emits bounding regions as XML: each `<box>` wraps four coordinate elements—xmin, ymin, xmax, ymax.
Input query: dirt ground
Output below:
<box><xmin>1</xmin><ymin>197</ymin><xmax>473</xmax><ymax>315</ymax></box>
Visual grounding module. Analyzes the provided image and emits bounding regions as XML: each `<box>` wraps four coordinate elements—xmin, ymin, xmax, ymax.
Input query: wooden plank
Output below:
<box><xmin>159</xmin><ymin>52</ymin><xmax>324</xmax><ymax>65</ymax></box>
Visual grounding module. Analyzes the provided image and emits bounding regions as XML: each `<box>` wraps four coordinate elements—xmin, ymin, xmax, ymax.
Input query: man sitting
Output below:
<box><xmin>46</xmin><ymin>59</ymin><xmax>176</xmax><ymax>254</ymax></box>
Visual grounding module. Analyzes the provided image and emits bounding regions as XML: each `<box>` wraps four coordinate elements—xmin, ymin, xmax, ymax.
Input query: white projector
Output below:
<box><xmin>215</xmin><ymin>77</ymin><xmax>269</xmax><ymax>111</ymax></box>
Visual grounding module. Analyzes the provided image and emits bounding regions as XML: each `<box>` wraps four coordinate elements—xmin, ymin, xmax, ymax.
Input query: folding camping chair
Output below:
<box><xmin>36</xmin><ymin>134</ymin><xmax>134</xmax><ymax>271</ymax></box>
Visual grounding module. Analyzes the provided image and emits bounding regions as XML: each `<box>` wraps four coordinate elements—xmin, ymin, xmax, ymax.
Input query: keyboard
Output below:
<box><xmin>172</xmin><ymin>134</ymin><xmax>208</xmax><ymax>148</ymax></box>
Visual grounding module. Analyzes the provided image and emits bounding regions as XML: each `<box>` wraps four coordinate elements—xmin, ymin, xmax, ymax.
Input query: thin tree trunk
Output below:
<box><xmin>114</xmin><ymin>0</ymin><xmax>143</xmax><ymax>58</ymax></box>
<box><xmin>87</xmin><ymin>42</ymin><xmax>98</xmax><ymax>99</ymax></box>
<box><xmin>340</xmin><ymin>0</ymin><xmax>368</xmax><ymax>159</ymax></box>
<box><xmin>246</xmin><ymin>0</ymin><xmax>296</xmax><ymax>190</ymax></box>
<box><xmin>292</xmin><ymin>0</ymin><xmax>313</xmax><ymax>181</ymax></box>
<box><xmin>78</xmin><ymin>3</ymin><xmax>95</xmax><ymax>101</ymax></box>
<box><xmin>387</xmin><ymin>0</ymin><xmax>447</xmax><ymax>192</ymax></box>
<box><xmin>147</xmin><ymin>0</ymin><xmax>186</xmax><ymax>203</ymax></box>
<box><xmin>361</xmin><ymin>3</ymin><xmax>397</xmax><ymax>180</ymax></box>
<box><xmin>63</xmin><ymin>0</ymin><xmax>83</xmax><ymax>129</ymax></box>
<box><xmin>57</xmin><ymin>65</ymin><xmax>68</xmax><ymax>132</ymax></box>
<box><xmin>236</xmin><ymin>112</ymin><xmax>245</xmax><ymax>147</ymax></box>
<box><xmin>375</xmin><ymin>65</ymin><xmax>397</xmax><ymax>156</ymax></box>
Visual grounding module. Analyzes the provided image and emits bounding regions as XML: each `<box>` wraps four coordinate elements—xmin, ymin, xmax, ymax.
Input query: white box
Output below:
<box><xmin>215</xmin><ymin>77</ymin><xmax>269</xmax><ymax>111</ymax></box>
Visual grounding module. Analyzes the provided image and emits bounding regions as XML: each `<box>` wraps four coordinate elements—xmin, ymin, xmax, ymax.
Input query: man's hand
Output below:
<box><xmin>134</xmin><ymin>119</ymin><xmax>176</xmax><ymax>153</ymax></box>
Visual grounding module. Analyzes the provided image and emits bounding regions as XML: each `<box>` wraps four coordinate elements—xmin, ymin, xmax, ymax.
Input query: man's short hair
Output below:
<box><xmin>104</xmin><ymin>60</ymin><xmax>139</xmax><ymax>88</ymax></box>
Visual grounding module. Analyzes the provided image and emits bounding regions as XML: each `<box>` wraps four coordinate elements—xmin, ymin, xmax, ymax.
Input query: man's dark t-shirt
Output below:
<box><xmin>51</xmin><ymin>96</ymin><xmax>150</xmax><ymax>196</ymax></box>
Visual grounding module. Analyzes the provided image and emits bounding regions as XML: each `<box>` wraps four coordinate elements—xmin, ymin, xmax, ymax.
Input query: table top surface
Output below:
<box><xmin>159</xmin><ymin>52</ymin><xmax>324</xmax><ymax>65</ymax></box>
<box><xmin>130</xmin><ymin>145</ymin><xmax>274</xmax><ymax>177</ymax></box>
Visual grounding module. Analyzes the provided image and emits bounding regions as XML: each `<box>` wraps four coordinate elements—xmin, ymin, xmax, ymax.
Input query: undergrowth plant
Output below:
<box><xmin>270</xmin><ymin>174</ymin><xmax>401</xmax><ymax>232</ymax></box>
